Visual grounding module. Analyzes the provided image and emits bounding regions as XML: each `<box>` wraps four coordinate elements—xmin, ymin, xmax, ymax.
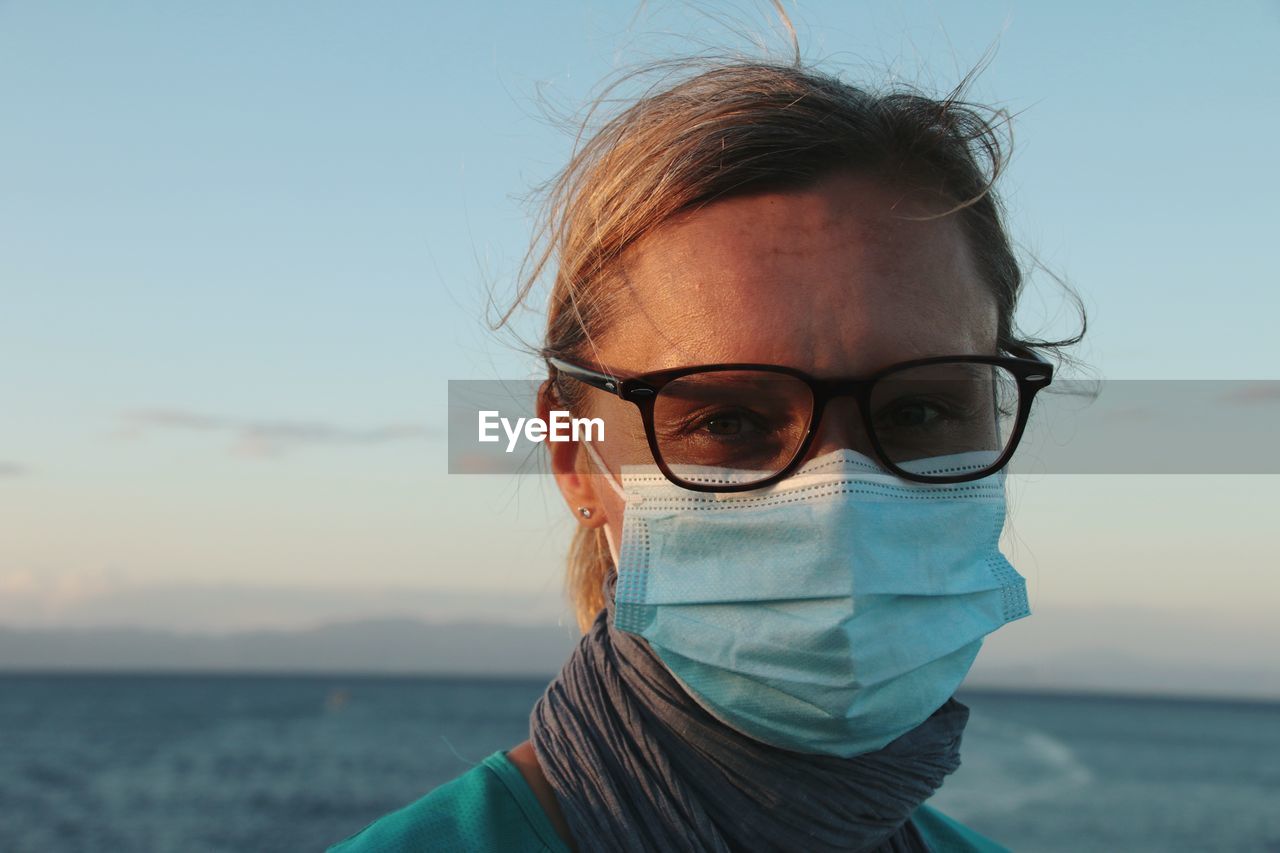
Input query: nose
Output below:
<box><xmin>800</xmin><ymin>394</ymin><xmax>878</xmax><ymax>463</ymax></box>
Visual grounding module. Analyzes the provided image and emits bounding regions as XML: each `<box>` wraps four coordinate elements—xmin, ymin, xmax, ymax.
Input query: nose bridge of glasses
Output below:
<box><xmin>804</xmin><ymin>389</ymin><xmax>878</xmax><ymax>461</ymax></box>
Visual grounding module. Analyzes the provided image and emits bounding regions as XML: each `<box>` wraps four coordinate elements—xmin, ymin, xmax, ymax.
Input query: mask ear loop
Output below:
<box><xmin>582</xmin><ymin>441</ymin><xmax>623</xmax><ymax>565</ymax></box>
<box><xmin>582</xmin><ymin>440</ymin><xmax>626</xmax><ymax>500</ymax></box>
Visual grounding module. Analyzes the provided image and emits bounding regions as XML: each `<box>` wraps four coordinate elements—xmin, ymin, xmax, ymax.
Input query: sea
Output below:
<box><xmin>0</xmin><ymin>674</ymin><xmax>1276</xmax><ymax>852</ymax></box>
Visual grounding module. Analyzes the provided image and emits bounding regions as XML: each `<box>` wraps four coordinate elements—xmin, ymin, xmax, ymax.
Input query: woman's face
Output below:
<box><xmin>550</xmin><ymin>170</ymin><xmax>999</xmax><ymax>547</ymax></box>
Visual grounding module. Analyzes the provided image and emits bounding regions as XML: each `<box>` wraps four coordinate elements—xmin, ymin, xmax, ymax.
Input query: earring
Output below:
<box><xmin>577</xmin><ymin>506</ymin><xmax>593</xmax><ymax>519</ymax></box>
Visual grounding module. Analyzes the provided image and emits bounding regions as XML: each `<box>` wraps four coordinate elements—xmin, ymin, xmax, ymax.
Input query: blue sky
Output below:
<box><xmin>2</xmin><ymin>1</ymin><xmax>1278</xmax><ymax>693</ymax></box>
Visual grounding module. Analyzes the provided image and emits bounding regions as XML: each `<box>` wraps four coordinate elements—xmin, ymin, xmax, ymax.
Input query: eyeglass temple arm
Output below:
<box><xmin>547</xmin><ymin>357</ymin><xmax>625</xmax><ymax>396</ymax></box>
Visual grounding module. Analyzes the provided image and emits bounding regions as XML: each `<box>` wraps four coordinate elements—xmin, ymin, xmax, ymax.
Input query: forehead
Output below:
<box><xmin>597</xmin><ymin>171</ymin><xmax>998</xmax><ymax>378</ymax></box>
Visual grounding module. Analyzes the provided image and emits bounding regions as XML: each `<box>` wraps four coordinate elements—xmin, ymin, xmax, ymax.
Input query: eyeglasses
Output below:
<box><xmin>547</xmin><ymin>345</ymin><xmax>1053</xmax><ymax>492</ymax></box>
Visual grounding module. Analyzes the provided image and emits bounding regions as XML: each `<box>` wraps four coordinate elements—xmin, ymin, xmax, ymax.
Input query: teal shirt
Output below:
<box><xmin>327</xmin><ymin>750</ymin><xmax>1008</xmax><ymax>852</ymax></box>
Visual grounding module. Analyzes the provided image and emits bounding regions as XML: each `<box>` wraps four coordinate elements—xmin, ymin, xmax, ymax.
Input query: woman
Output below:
<box><xmin>331</xmin><ymin>59</ymin><xmax>1080</xmax><ymax>852</ymax></box>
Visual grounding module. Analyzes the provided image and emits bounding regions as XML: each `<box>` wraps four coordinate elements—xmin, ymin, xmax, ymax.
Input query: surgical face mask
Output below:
<box><xmin>584</xmin><ymin>443</ymin><xmax>1029</xmax><ymax>758</ymax></box>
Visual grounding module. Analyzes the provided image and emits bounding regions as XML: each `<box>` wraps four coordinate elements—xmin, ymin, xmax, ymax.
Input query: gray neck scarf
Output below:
<box><xmin>530</xmin><ymin>570</ymin><xmax>968</xmax><ymax>853</ymax></box>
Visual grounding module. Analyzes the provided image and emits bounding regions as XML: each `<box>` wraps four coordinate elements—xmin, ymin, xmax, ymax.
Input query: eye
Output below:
<box><xmin>697</xmin><ymin>409</ymin><xmax>756</xmax><ymax>436</ymax></box>
<box><xmin>882</xmin><ymin>399</ymin><xmax>946</xmax><ymax>428</ymax></box>
<box><xmin>890</xmin><ymin>399</ymin><xmax>942</xmax><ymax>422</ymax></box>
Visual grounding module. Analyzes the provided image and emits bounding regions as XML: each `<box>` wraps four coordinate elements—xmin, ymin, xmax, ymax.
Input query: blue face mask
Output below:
<box><xmin>586</xmin><ymin>445</ymin><xmax>1029</xmax><ymax>758</ymax></box>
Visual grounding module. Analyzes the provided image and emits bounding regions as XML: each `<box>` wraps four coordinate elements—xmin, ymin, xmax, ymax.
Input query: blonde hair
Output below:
<box><xmin>500</xmin><ymin>60</ymin><xmax>1085</xmax><ymax>634</ymax></box>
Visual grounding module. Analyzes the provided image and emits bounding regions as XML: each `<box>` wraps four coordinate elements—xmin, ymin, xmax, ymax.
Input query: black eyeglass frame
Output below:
<box><xmin>547</xmin><ymin>345</ymin><xmax>1054</xmax><ymax>492</ymax></box>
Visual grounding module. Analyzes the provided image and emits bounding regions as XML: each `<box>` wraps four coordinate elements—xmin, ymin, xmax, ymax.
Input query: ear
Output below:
<box><xmin>539</xmin><ymin>379</ymin><xmax>607</xmax><ymax>529</ymax></box>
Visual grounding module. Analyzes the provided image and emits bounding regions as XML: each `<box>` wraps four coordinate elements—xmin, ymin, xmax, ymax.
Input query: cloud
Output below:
<box><xmin>117</xmin><ymin>408</ymin><xmax>441</xmax><ymax>457</ymax></box>
<box><xmin>0</xmin><ymin>461</ymin><xmax>28</xmax><ymax>477</ymax></box>
<box><xmin>1218</xmin><ymin>382</ymin><xmax>1280</xmax><ymax>406</ymax></box>
<box><xmin>0</xmin><ymin>571</ymin><xmax>569</xmax><ymax>633</ymax></box>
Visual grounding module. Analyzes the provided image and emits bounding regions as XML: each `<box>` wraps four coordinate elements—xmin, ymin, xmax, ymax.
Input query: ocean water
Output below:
<box><xmin>0</xmin><ymin>674</ymin><xmax>1276</xmax><ymax>852</ymax></box>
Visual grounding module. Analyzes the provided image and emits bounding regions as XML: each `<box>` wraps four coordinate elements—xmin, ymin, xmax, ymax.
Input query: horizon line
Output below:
<box><xmin>1</xmin><ymin>668</ymin><xmax>1277</xmax><ymax>707</ymax></box>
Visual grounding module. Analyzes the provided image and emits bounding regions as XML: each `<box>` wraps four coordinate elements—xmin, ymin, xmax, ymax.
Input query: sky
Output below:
<box><xmin>2</xmin><ymin>1</ymin><xmax>1278</xmax><ymax>693</ymax></box>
